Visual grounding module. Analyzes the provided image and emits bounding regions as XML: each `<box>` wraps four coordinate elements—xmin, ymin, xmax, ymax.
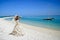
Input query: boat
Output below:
<box><xmin>43</xmin><ymin>18</ymin><xmax>55</xmax><ymax>20</ymax></box>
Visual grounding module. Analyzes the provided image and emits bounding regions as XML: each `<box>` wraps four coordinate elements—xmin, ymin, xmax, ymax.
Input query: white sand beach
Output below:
<box><xmin>0</xmin><ymin>18</ymin><xmax>60</xmax><ymax>40</ymax></box>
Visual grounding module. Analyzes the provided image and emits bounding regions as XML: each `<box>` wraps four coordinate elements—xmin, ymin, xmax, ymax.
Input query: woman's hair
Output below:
<box><xmin>15</xmin><ymin>16</ymin><xmax>19</xmax><ymax>21</ymax></box>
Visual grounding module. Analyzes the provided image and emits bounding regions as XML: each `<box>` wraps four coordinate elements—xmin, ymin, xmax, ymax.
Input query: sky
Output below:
<box><xmin>0</xmin><ymin>0</ymin><xmax>60</xmax><ymax>17</ymax></box>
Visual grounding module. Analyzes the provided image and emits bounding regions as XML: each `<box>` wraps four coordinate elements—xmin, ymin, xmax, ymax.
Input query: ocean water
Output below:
<box><xmin>20</xmin><ymin>15</ymin><xmax>60</xmax><ymax>31</ymax></box>
<box><xmin>0</xmin><ymin>15</ymin><xmax>60</xmax><ymax>31</ymax></box>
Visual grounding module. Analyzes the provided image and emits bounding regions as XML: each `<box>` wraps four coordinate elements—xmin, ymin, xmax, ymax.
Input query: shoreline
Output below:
<box><xmin>20</xmin><ymin>23</ymin><xmax>60</xmax><ymax>34</ymax></box>
<box><xmin>20</xmin><ymin>22</ymin><xmax>60</xmax><ymax>31</ymax></box>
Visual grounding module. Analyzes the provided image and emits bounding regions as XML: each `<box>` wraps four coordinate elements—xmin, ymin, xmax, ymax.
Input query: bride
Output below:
<box><xmin>9</xmin><ymin>15</ymin><xmax>23</xmax><ymax>36</ymax></box>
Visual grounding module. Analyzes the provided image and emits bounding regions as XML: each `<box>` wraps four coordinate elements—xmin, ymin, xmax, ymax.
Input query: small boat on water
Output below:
<box><xmin>43</xmin><ymin>18</ymin><xmax>55</xmax><ymax>20</ymax></box>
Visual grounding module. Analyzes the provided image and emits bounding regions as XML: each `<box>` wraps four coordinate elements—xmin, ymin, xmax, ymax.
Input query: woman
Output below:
<box><xmin>9</xmin><ymin>16</ymin><xmax>23</xmax><ymax>36</ymax></box>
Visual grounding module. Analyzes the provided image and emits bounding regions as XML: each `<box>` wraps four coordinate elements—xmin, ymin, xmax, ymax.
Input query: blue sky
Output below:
<box><xmin>0</xmin><ymin>0</ymin><xmax>60</xmax><ymax>17</ymax></box>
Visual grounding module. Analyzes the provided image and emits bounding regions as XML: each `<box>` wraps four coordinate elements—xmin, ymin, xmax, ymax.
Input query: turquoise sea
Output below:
<box><xmin>0</xmin><ymin>15</ymin><xmax>60</xmax><ymax>31</ymax></box>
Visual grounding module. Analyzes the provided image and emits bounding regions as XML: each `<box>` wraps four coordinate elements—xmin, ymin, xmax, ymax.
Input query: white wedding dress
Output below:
<box><xmin>10</xmin><ymin>18</ymin><xmax>23</xmax><ymax>36</ymax></box>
